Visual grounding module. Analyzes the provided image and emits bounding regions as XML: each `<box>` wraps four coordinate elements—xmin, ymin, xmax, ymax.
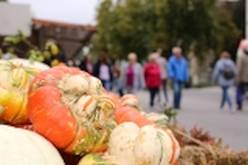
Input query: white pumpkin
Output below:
<box><xmin>108</xmin><ymin>122</ymin><xmax>180</xmax><ymax>165</ymax></box>
<box><xmin>108</xmin><ymin>122</ymin><xmax>139</xmax><ymax>165</ymax></box>
<box><xmin>144</xmin><ymin>112</ymin><xmax>168</xmax><ymax>122</ymax></box>
<box><xmin>157</xmin><ymin>129</ymin><xmax>181</xmax><ymax>164</ymax></box>
<box><xmin>75</xmin><ymin>95</ymin><xmax>97</xmax><ymax>115</ymax></box>
<box><xmin>144</xmin><ymin>112</ymin><xmax>168</xmax><ymax>127</ymax></box>
<box><xmin>0</xmin><ymin>125</ymin><xmax>65</xmax><ymax>165</ymax></box>
<box><xmin>120</xmin><ymin>94</ymin><xmax>139</xmax><ymax>109</ymax></box>
<box><xmin>134</xmin><ymin>125</ymin><xmax>167</xmax><ymax>165</ymax></box>
<box><xmin>9</xmin><ymin>58</ymin><xmax>50</xmax><ymax>71</ymax></box>
<box><xmin>88</xmin><ymin>76</ymin><xmax>104</xmax><ymax>95</ymax></box>
<box><xmin>61</xmin><ymin>74</ymin><xmax>89</xmax><ymax>94</ymax></box>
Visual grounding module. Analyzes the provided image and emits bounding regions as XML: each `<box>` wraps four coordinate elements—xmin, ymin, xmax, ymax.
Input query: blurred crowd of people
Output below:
<box><xmin>77</xmin><ymin>46</ymin><xmax>189</xmax><ymax>110</ymax></box>
<box><xmin>76</xmin><ymin>43</ymin><xmax>248</xmax><ymax>112</ymax></box>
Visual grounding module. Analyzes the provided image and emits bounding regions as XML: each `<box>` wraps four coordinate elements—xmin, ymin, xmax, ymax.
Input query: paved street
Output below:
<box><xmin>136</xmin><ymin>87</ymin><xmax>248</xmax><ymax>151</ymax></box>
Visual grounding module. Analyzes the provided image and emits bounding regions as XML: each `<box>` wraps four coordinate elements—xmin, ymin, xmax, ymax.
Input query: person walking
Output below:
<box><xmin>93</xmin><ymin>55</ymin><xmax>113</xmax><ymax>90</ymax></box>
<box><xmin>156</xmin><ymin>50</ymin><xmax>169</xmax><ymax>105</ymax></box>
<box><xmin>167</xmin><ymin>47</ymin><xmax>189</xmax><ymax>109</ymax></box>
<box><xmin>144</xmin><ymin>53</ymin><xmax>161</xmax><ymax>107</ymax></box>
<box><xmin>212</xmin><ymin>51</ymin><xmax>236</xmax><ymax>112</ymax></box>
<box><xmin>236</xmin><ymin>44</ymin><xmax>248</xmax><ymax>111</ymax></box>
<box><xmin>112</xmin><ymin>60</ymin><xmax>124</xmax><ymax>96</ymax></box>
<box><xmin>80</xmin><ymin>55</ymin><xmax>93</xmax><ymax>74</ymax></box>
<box><xmin>122</xmin><ymin>53</ymin><xmax>145</xmax><ymax>94</ymax></box>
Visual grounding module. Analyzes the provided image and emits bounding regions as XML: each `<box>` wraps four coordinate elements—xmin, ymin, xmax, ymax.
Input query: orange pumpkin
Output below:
<box><xmin>104</xmin><ymin>92</ymin><xmax>120</xmax><ymax>107</ymax></box>
<box><xmin>115</xmin><ymin>106</ymin><xmax>152</xmax><ymax>127</ymax></box>
<box><xmin>28</xmin><ymin>66</ymin><xmax>116</xmax><ymax>155</ymax></box>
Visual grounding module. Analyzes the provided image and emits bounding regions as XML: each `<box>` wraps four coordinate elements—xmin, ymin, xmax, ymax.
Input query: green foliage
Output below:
<box><xmin>165</xmin><ymin>0</ymin><xmax>217</xmax><ymax>58</ymax></box>
<box><xmin>228</xmin><ymin>0</ymin><xmax>245</xmax><ymax>38</ymax></box>
<box><xmin>28</xmin><ymin>50</ymin><xmax>45</xmax><ymax>62</ymax></box>
<box><xmin>213</xmin><ymin>7</ymin><xmax>240</xmax><ymax>55</ymax></box>
<box><xmin>4</xmin><ymin>32</ymin><xmax>27</xmax><ymax>45</ymax></box>
<box><xmin>93</xmin><ymin>0</ymin><xmax>240</xmax><ymax>60</ymax></box>
<box><xmin>93</xmin><ymin>0</ymin><xmax>159</xmax><ymax>59</ymax></box>
<box><xmin>164</xmin><ymin>107</ymin><xmax>177</xmax><ymax>123</ymax></box>
<box><xmin>2</xmin><ymin>32</ymin><xmax>54</xmax><ymax>64</ymax></box>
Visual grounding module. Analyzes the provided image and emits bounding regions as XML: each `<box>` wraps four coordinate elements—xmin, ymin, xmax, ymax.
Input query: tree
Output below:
<box><xmin>213</xmin><ymin>6</ymin><xmax>241</xmax><ymax>56</ymax></box>
<box><xmin>163</xmin><ymin>0</ymin><xmax>218</xmax><ymax>58</ymax></box>
<box><xmin>92</xmin><ymin>0</ymin><xmax>240</xmax><ymax>60</ymax></box>
<box><xmin>226</xmin><ymin>0</ymin><xmax>245</xmax><ymax>38</ymax></box>
<box><xmin>92</xmin><ymin>0</ymin><xmax>158</xmax><ymax>59</ymax></box>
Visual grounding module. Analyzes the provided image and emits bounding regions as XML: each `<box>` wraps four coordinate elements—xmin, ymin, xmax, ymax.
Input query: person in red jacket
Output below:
<box><xmin>144</xmin><ymin>53</ymin><xmax>161</xmax><ymax>107</ymax></box>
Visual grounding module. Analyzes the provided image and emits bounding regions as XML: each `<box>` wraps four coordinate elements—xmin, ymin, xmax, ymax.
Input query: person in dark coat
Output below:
<box><xmin>93</xmin><ymin>55</ymin><xmax>113</xmax><ymax>90</ymax></box>
<box><xmin>80</xmin><ymin>55</ymin><xmax>93</xmax><ymax>74</ymax></box>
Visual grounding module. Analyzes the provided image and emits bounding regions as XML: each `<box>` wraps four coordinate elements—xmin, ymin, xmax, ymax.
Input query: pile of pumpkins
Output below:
<box><xmin>0</xmin><ymin>59</ymin><xmax>180</xmax><ymax>165</ymax></box>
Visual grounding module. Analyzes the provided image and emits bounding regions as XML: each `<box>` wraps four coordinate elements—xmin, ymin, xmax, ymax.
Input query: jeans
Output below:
<box><xmin>101</xmin><ymin>79</ymin><xmax>111</xmax><ymax>91</ymax></box>
<box><xmin>236</xmin><ymin>82</ymin><xmax>248</xmax><ymax>110</ymax></box>
<box><xmin>112</xmin><ymin>79</ymin><xmax>124</xmax><ymax>96</ymax></box>
<box><xmin>173</xmin><ymin>81</ymin><xmax>184</xmax><ymax>109</ymax></box>
<box><xmin>159</xmin><ymin>79</ymin><xmax>168</xmax><ymax>104</ymax></box>
<box><xmin>221</xmin><ymin>86</ymin><xmax>232</xmax><ymax>110</ymax></box>
<box><xmin>149</xmin><ymin>87</ymin><xmax>159</xmax><ymax>107</ymax></box>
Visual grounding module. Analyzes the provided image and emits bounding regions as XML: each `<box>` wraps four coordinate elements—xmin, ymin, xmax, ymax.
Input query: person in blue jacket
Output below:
<box><xmin>167</xmin><ymin>47</ymin><xmax>189</xmax><ymax>109</ymax></box>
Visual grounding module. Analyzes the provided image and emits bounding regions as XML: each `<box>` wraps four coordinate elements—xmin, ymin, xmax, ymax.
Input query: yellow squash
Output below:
<box><xmin>0</xmin><ymin>59</ymin><xmax>48</xmax><ymax>124</ymax></box>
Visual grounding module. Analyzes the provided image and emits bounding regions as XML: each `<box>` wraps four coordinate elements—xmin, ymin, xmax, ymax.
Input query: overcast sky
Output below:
<box><xmin>9</xmin><ymin>0</ymin><xmax>99</xmax><ymax>24</ymax></box>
